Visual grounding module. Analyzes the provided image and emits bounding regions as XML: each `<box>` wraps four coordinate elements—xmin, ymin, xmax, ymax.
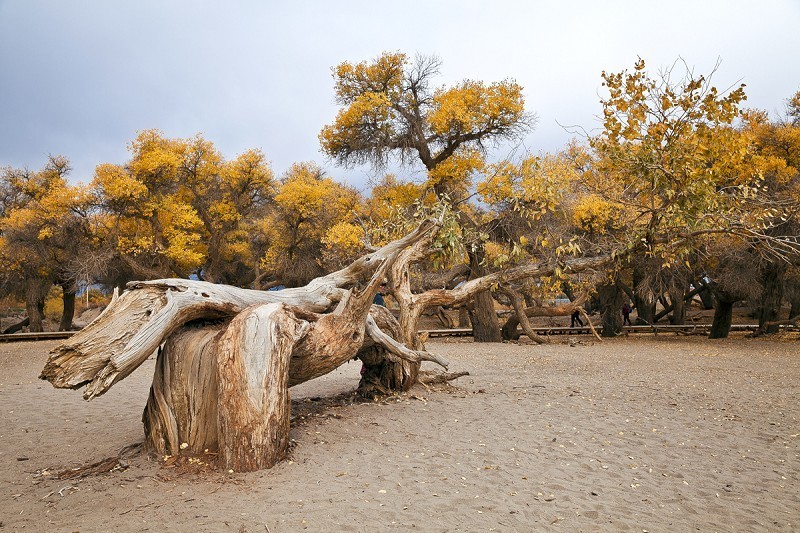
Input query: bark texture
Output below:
<box><xmin>709</xmin><ymin>297</ymin><xmax>735</xmax><ymax>339</ymax></box>
<box><xmin>598</xmin><ymin>282</ymin><xmax>624</xmax><ymax>337</ymax></box>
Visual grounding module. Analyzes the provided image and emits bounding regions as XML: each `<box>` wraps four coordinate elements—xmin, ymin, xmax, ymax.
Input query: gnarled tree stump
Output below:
<box><xmin>41</xmin><ymin>222</ymin><xmax>448</xmax><ymax>471</ymax></box>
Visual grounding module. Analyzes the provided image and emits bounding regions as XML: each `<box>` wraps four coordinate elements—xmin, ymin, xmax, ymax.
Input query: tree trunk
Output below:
<box><xmin>458</xmin><ymin>307</ymin><xmax>471</xmax><ymax>328</ymax></box>
<box><xmin>469</xmin><ymin>290</ymin><xmax>502</xmax><ymax>342</ymax></box>
<box><xmin>697</xmin><ymin>282</ymin><xmax>714</xmax><ymax>310</ymax></box>
<box><xmin>757</xmin><ymin>262</ymin><xmax>784</xmax><ymax>334</ymax></box>
<box><xmin>215</xmin><ymin>303</ymin><xmax>302</xmax><ymax>471</ymax></box>
<box><xmin>709</xmin><ymin>297</ymin><xmax>735</xmax><ymax>339</ymax></box>
<box><xmin>631</xmin><ymin>259</ymin><xmax>656</xmax><ymax>325</ymax></box>
<box><xmin>3</xmin><ymin>317</ymin><xmax>29</xmax><ymax>334</ymax></box>
<box><xmin>635</xmin><ymin>297</ymin><xmax>656</xmax><ymax>325</ymax></box>
<box><xmin>790</xmin><ymin>298</ymin><xmax>800</xmax><ymax>322</ymax></box>
<box><xmin>25</xmin><ymin>279</ymin><xmax>49</xmax><ymax>332</ymax></box>
<box><xmin>41</xmin><ymin>222</ymin><xmax>614</xmax><ymax>472</ymax></box>
<box><xmin>467</xmin><ymin>247</ymin><xmax>501</xmax><ymax>343</ymax></box>
<box><xmin>598</xmin><ymin>282</ymin><xmax>624</xmax><ymax>337</ymax></box>
<box><xmin>668</xmin><ymin>286</ymin><xmax>686</xmax><ymax>325</ymax></box>
<box><xmin>143</xmin><ymin>326</ymin><xmax>223</xmax><ymax>458</ymax></box>
<box><xmin>433</xmin><ymin>306</ymin><xmax>455</xmax><ymax>328</ymax></box>
<box><xmin>357</xmin><ymin>306</ymin><xmax>421</xmax><ymax>396</ymax></box>
<box><xmin>59</xmin><ymin>287</ymin><xmax>76</xmax><ymax>331</ymax></box>
<box><xmin>500</xmin><ymin>300</ymin><xmax>585</xmax><ymax>340</ymax></box>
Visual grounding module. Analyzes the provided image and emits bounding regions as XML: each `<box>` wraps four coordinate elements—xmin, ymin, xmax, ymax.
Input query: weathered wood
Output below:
<box><xmin>143</xmin><ymin>325</ymin><xmax>222</xmax><ymax>457</ymax></box>
<box><xmin>42</xmin><ymin>222</ymin><xmax>615</xmax><ymax>472</ymax></box>
<box><xmin>216</xmin><ymin>303</ymin><xmax>303</xmax><ymax>471</ymax></box>
<box><xmin>41</xmin><ymin>221</ymin><xmax>439</xmax><ymax>399</ymax></box>
<box><xmin>498</xmin><ymin>286</ymin><xmax>549</xmax><ymax>344</ymax></box>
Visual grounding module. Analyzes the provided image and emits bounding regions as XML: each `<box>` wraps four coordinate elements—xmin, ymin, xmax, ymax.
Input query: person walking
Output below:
<box><xmin>571</xmin><ymin>309</ymin><xmax>584</xmax><ymax>328</ymax></box>
<box><xmin>622</xmin><ymin>302</ymin><xmax>632</xmax><ymax>326</ymax></box>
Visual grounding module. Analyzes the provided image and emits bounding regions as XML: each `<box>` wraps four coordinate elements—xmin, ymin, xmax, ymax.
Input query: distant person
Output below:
<box><xmin>571</xmin><ymin>309</ymin><xmax>584</xmax><ymax>328</ymax></box>
<box><xmin>622</xmin><ymin>302</ymin><xmax>632</xmax><ymax>326</ymax></box>
<box><xmin>373</xmin><ymin>282</ymin><xmax>387</xmax><ymax>307</ymax></box>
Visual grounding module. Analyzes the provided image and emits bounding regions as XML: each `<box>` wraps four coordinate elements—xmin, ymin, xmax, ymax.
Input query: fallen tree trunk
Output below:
<box><xmin>2</xmin><ymin>316</ymin><xmax>29</xmax><ymax>334</ymax></box>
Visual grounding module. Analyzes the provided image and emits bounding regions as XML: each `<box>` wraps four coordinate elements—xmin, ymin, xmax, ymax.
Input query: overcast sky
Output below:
<box><xmin>1</xmin><ymin>0</ymin><xmax>798</xmax><ymax>192</ymax></box>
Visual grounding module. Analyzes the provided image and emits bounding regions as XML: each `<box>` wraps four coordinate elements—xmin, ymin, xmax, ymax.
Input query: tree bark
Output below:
<box><xmin>498</xmin><ymin>287</ymin><xmax>549</xmax><ymax>344</ymax></box>
<box><xmin>631</xmin><ymin>259</ymin><xmax>656</xmax><ymax>325</ymax></box>
<box><xmin>598</xmin><ymin>281</ymin><xmax>624</xmax><ymax>337</ymax></box>
<box><xmin>709</xmin><ymin>296</ymin><xmax>735</xmax><ymax>339</ymax></box>
<box><xmin>59</xmin><ymin>287</ymin><xmax>76</xmax><ymax>331</ymax></box>
<box><xmin>43</xmin><ymin>223</ymin><xmax>453</xmax><ymax>472</ymax></box>
<box><xmin>668</xmin><ymin>286</ymin><xmax>686</xmax><ymax>325</ymax></box>
<box><xmin>466</xmin><ymin>247</ymin><xmax>501</xmax><ymax>343</ymax></box>
<box><xmin>756</xmin><ymin>262</ymin><xmax>784</xmax><ymax>335</ymax></box>
<box><xmin>697</xmin><ymin>282</ymin><xmax>714</xmax><ymax>310</ymax></box>
<box><xmin>41</xmin><ymin>222</ymin><xmax>613</xmax><ymax>472</ymax></box>
<box><xmin>215</xmin><ymin>303</ymin><xmax>302</xmax><ymax>471</ymax></box>
<box><xmin>3</xmin><ymin>317</ymin><xmax>29</xmax><ymax>334</ymax></box>
<box><xmin>499</xmin><ymin>296</ymin><xmax>589</xmax><ymax>341</ymax></box>
<box><xmin>42</xmin><ymin>221</ymin><xmax>441</xmax><ymax>397</ymax></box>
<box><xmin>469</xmin><ymin>290</ymin><xmax>502</xmax><ymax>342</ymax></box>
<box><xmin>391</xmin><ymin>253</ymin><xmax>614</xmax><ymax>347</ymax></box>
<box><xmin>357</xmin><ymin>305</ymin><xmax>424</xmax><ymax>396</ymax></box>
<box><xmin>25</xmin><ymin>279</ymin><xmax>49</xmax><ymax>332</ymax></box>
<box><xmin>790</xmin><ymin>299</ymin><xmax>800</xmax><ymax>322</ymax></box>
<box><xmin>457</xmin><ymin>307</ymin><xmax>471</xmax><ymax>328</ymax></box>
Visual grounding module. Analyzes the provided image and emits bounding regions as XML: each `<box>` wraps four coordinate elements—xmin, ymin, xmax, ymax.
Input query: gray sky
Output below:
<box><xmin>1</xmin><ymin>0</ymin><xmax>798</xmax><ymax>192</ymax></box>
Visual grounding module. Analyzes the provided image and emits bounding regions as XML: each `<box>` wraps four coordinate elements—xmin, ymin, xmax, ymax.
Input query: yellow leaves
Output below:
<box><xmin>209</xmin><ymin>199</ymin><xmax>241</xmax><ymax>224</ymax></box>
<box><xmin>367</xmin><ymin>174</ymin><xmax>423</xmax><ymax>222</ymax></box>
<box><xmin>571</xmin><ymin>195</ymin><xmax>615</xmax><ymax>235</ymax></box>
<box><xmin>128</xmin><ymin>129</ymin><xmax>183</xmax><ymax>185</ymax></box>
<box><xmin>224</xmin><ymin>149</ymin><xmax>274</xmax><ymax>198</ymax></box>
<box><xmin>477</xmin><ymin>153</ymin><xmax>572</xmax><ymax>218</ymax></box>
<box><xmin>319</xmin><ymin>91</ymin><xmax>395</xmax><ymax>157</ymax></box>
<box><xmin>332</xmin><ymin>52</ymin><xmax>407</xmax><ymax>103</ymax></box>
<box><xmin>158</xmin><ymin>200</ymin><xmax>204</xmax><ymax>271</ymax></box>
<box><xmin>483</xmin><ymin>241</ymin><xmax>511</xmax><ymax>268</ymax></box>
<box><xmin>428</xmin><ymin>148</ymin><xmax>486</xmax><ymax>196</ymax></box>
<box><xmin>275</xmin><ymin>163</ymin><xmax>342</xmax><ymax>218</ymax></box>
<box><xmin>322</xmin><ymin>221</ymin><xmax>364</xmax><ymax>255</ymax></box>
<box><xmin>429</xmin><ymin>80</ymin><xmax>525</xmax><ymax>136</ymax></box>
<box><xmin>94</xmin><ymin>163</ymin><xmax>149</xmax><ymax>205</ymax></box>
<box><xmin>117</xmin><ymin>235</ymin><xmax>155</xmax><ymax>255</ymax></box>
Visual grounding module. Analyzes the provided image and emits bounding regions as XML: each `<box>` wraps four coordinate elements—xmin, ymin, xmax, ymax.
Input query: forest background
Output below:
<box><xmin>0</xmin><ymin>51</ymin><xmax>798</xmax><ymax>343</ymax></box>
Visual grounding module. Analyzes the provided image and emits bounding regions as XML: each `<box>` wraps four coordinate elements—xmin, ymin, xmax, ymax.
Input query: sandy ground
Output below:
<box><xmin>1</xmin><ymin>334</ymin><xmax>799</xmax><ymax>532</ymax></box>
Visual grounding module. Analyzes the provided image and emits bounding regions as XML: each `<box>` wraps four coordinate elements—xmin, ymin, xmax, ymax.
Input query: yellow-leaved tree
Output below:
<box><xmin>255</xmin><ymin>162</ymin><xmax>363</xmax><ymax>288</ymax></box>
<box><xmin>0</xmin><ymin>156</ymin><xmax>91</xmax><ymax>331</ymax></box>
<box><xmin>320</xmin><ymin>52</ymin><xmax>534</xmax><ymax>342</ymax></box>
<box><xmin>89</xmin><ymin>130</ymin><xmax>275</xmax><ymax>288</ymax></box>
<box><xmin>584</xmin><ymin>59</ymin><xmax>795</xmax><ymax>336</ymax></box>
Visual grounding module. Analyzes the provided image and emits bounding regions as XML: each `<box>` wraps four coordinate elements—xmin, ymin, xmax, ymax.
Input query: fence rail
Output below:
<box><xmin>0</xmin><ymin>323</ymin><xmax>794</xmax><ymax>343</ymax></box>
<box><xmin>424</xmin><ymin>323</ymin><xmax>796</xmax><ymax>338</ymax></box>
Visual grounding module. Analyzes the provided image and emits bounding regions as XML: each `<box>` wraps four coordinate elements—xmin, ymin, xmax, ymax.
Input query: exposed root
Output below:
<box><xmin>418</xmin><ymin>370</ymin><xmax>469</xmax><ymax>385</ymax></box>
<box><xmin>55</xmin><ymin>442</ymin><xmax>142</xmax><ymax>480</ymax></box>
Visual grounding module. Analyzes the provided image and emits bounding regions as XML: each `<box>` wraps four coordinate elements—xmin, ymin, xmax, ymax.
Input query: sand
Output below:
<box><xmin>1</xmin><ymin>334</ymin><xmax>798</xmax><ymax>532</ymax></box>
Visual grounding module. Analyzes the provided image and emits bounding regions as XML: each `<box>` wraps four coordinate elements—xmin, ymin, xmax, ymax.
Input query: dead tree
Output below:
<box><xmin>41</xmin><ymin>222</ymin><xmax>447</xmax><ymax>472</ymax></box>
